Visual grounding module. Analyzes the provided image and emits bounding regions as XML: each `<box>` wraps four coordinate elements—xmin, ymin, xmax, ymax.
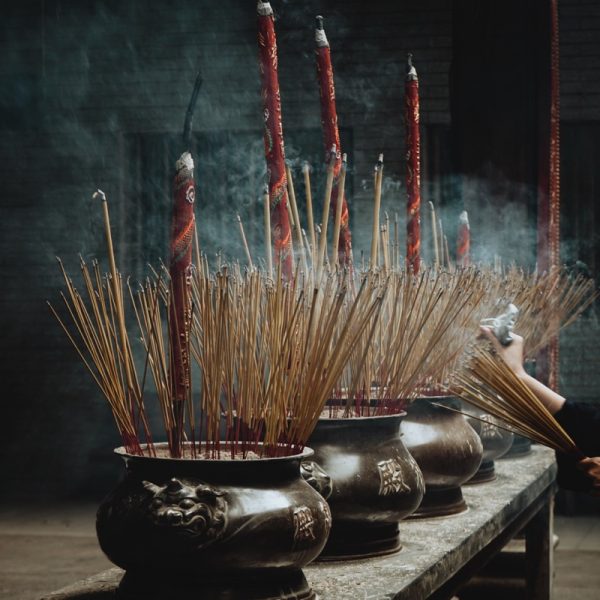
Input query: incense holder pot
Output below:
<box><xmin>97</xmin><ymin>444</ymin><xmax>330</xmax><ymax>600</ymax></box>
<box><xmin>501</xmin><ymin>434</ymin><xmax>533</xmax><ymax>457</ymax></box>
<box><xmin>305</xmin><ymin>413</ymin><xmax>424</xmax><ymax>560</ymax></box>
<box><xmin>462</xmin><ymin>402</ymin><xmax>514</xmax><ymax>484</ymax></box>
<box><xmin>401</xmin><ymin>397</ymin><xmax>483</xmax><ymax>517</ymax></box>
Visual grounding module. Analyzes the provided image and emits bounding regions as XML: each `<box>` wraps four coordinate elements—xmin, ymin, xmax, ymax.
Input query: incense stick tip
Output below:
<box><xmin>257</xmin><ymin>1</ymin><xmax>273</xmax><ymax>17</ymax></box>
<box><xmin>93</xmin><ymin>189</ymin><xmax>106</xmax><ymax>202</ymax></box>
<box><xmin>406</xmin><ymin>53</ymin><xmax>418</xmax><ymax>80</ymax></box>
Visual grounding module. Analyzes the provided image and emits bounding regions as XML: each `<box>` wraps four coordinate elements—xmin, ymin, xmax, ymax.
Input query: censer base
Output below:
<box><xmin>464</xmin><ymin>460</ymin><xmax>497</xmax><ymax>485</ymax></box>
<box><xmin>117</xmin><ymin>569</ymin><xmax>317</xmax><ymax>600</ymax></box>
<box><xmin>409</xmin><ymin>486</ymin><xmax>468</xmax><ymax>518</ymax></box>
<box><xmin>317</xmin><ymin>521</ymin><xmax>401</xmax><ymax>561</ymax></box>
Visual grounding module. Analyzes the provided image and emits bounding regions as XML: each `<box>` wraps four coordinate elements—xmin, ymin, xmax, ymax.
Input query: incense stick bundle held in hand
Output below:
<box><xmin>451</xmin><ymin>343</ymin><xmax>582</xmax><ymax>458</ymax></box>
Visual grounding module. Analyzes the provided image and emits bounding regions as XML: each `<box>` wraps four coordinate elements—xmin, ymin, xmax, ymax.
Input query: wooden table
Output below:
<box><xmin>43</xmin><ymin>446</ymin><xmax>557</xmax><ymax>600</ymax></box>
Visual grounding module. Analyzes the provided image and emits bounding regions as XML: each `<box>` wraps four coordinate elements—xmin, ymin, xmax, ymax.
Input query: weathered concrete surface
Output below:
<box><xmin>41</xmin><ymin>447</ymin><xmax>556</xmax><ymax>600</ymax></box>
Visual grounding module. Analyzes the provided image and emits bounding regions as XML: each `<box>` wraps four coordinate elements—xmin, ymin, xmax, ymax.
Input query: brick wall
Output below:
<box><xmin>558</xmin><ymin>0</ymin><xmax>600</xmax><ymax>403</ymax></box>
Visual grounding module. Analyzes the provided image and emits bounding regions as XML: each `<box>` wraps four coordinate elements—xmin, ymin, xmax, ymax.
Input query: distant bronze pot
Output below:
<box><xmin>401</xmin><ymin>397</ymin><xmax>483</xmax><ymax>517</ymax></box>
<box><xmin>462</xmin><ymin>402</ymin><xmax>514</xmax><ymax>484</ymax></box>
<box><xmin>97</xmin><ymin>444</ymin><xmax>330</xmax><ymax>600</ymax></box>
<box><xmin>305</xmin><ymin>413</ymin><xmax>425</xmax><ymax>560</ymax></box>
<box><xmin>501</xmin><ymin>434</ymin><xmax>532</xmax><ymax>457</ymax></box>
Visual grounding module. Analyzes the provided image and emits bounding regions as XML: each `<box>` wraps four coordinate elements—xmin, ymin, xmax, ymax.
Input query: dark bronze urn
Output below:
<box><xmin>401</xmin><ymin>397</ymin><xmax>483</xmax><ymax>517</ymax></box>
<box><xmin>462</xmin><ymin>403</ymin><xmax>514</xmax><ymax>484</ymax></box>
<box><xmin>305</xmin><ymin>413</ymin><xmax>425</xmax><ymax>560</ymax></box>
<box><xmin>96</xmin><ymin>444</ymin><xmax>331</xmax><ymax>600</ymax></box>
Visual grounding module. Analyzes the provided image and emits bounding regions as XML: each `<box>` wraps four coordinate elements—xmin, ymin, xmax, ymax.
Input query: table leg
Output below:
<box><xmin>525</xmin><ymin>494</ymin><xmax>554</xmax><ymax>600</ymax></box>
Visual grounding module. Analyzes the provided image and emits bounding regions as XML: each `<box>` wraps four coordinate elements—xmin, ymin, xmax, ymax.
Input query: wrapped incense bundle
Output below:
<box><xmin>257</xmin><ymin>0</ymin><xmax>293</xmax><ymax>280</ymax></box>
<box><xmin>405</xmin><ymin>54</ymin><xmax>421</xmax><ymax>273</ymax></box>
<box><xmin>315</xmin><ymin>16</ymin><xmax>353</xmax><ymax>267</ymax></box>
<box><xmin>169</xmin><ymin>152</ymin><xmax>196</xmax><ymax>456</ymax></box>
<box><xmin>456</xmin><ymin>210</ymin><xmax>470</xmax><ymax>266</ymax></box>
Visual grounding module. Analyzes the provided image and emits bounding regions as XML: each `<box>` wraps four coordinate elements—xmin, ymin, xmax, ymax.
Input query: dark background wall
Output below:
<box><xmin>0</xmin><ymin>0</ymin><xmax>599</xmax><ymax>502</ymax></box>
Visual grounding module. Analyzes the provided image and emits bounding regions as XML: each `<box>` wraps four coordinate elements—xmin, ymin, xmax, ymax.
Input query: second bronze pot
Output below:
<box><xmin>306</xmin><ymin>413</ymin><xmax>424</xmax><ymax>560</ymax></box>
<box><xmin>401</xmin><ymin>397</ymin><xmax>483</xmax><ymax>517</ymax></box>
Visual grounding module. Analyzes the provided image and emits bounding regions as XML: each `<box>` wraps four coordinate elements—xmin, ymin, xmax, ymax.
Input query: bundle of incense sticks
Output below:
<box><xmin>332</xmin><ymin>267</ymin><xmax>490</xmax><ymax>416</ymax></box>
<box><xmin>476</xmin><ymin>266</ymin><xmax>597</xmax><ymax>360</ymax></box>
<box><xmin>51</xmin><ymin>209</ymin><xmax>386</xmax><ymax>457</ymax></box>
<box><xmin>511</xmin><ymin>268</ymin><xmax>597</xmax><ymax>358</ymax></box>
<box><xmin>450</xmin><ymin>345</ymin><xmax>582</xmax><ymax>458</ymax></box>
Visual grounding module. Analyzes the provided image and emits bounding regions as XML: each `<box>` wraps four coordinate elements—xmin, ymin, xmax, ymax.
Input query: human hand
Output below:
<box><xmin>578</xmin><ymin>457</ymin><xmax>600</xmax><ymax>496</ymax></box>
<box><xmin>479</xmin><ymin>326</ymin><xmax>526</xmax><ymax>377</ymax></box>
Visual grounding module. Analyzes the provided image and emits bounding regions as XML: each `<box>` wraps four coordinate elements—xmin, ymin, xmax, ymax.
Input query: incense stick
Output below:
<box><xmin>370</xmin><ymin>154</ymin><xmax>384</xmax><ymax>270</ymax></box>
<box><xmin>236</xmin><ymin>214</ymin><xmax>254</xmax><ymax>269</ymax></box>
<box><xmin>331</xmin><ymin>154</ymin><xmax>347</xmax><ymax>268</ymax></box>
<box><xmin>263</xmin><ymin>184</ymin><xmax>273</xmax><ymax>278</ymax></box>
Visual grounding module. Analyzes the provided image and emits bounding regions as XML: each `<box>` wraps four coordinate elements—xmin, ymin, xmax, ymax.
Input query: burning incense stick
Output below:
<box><xmin>237</xmin><ymin>214</ymin><xmax>254</xmax><ymax>269</ymax></box>
<box><xmin>286</xmin><ymin>164</ymin><xmax>308</xmax><ymax>274</ymax></box>
<box><xmin>438</xmin><ymin>217</ymin><xmax>445</xmax><ymax>267</ymax></box>
<box><xmin>317</xmin><ymin>146</ymin><xmax>337</xmax><ymax>278</ymax></box>
<box><xmin>331</xmin><ymin>154</ymin><xmax>347</xmax><ymax>268</ymax></box>
<box><xmin>263</xmin><ymin>184</ymin><xmax>273</xmax><ymax>277</ymax></box>
<box><xmin>405</xmin><ymin>53</ymin><xmax>421</xmax><ymax>274</ymax></box>
<box><xmin>303</xmin><ymin>162</ymin><xmax>317</xmax><ymax>269</ymax></box>
<box><xmin>370</xmin><ymin>154</ymin><xmax>384</xmax><ymax>270</ymax></box>
<box><xmin>428</xmin><ymin>201</ymin><xmax>440</xmax><ymax>268</ymax></box>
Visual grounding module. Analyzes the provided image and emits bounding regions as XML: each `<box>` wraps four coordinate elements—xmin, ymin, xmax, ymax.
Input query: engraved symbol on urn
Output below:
<box><xmin>320</xmin><ymin>501</ymin><xmax>332</xmax><ymax>532</ymax></box>
<box><xmin>377</xmin><ymin>458</ymin><xmax>411</xmax><ymax>496</ymax></box>
<box><xmin>293</xmin><ymin>506</ymin><xmax>316</xmax><ymax>545</ymax></box>
<box><xmin>478</xmin><ymin>414</ymin><xmax>504</xmax><ymax>441</ymax></box>
<box><xmin>141</xmin><ymin>477</ymin><xmax>227</xmax><ymax>549</ymax></box>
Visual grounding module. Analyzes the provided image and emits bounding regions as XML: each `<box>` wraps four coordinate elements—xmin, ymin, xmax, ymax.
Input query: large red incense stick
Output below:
<box><xmin>169</xmin><ymin>152</ymin><xmax>195</xmax><ymax>457</ymax></box>
<box><xmin>315</xmin><ymin>16</ymin><xmax>352</xmax><ymax>267</ymax></box>
<box><xmin>405</xmin><ymin>54</ymin><xmax>421</xmax><ymax>274</ymax></box>
<box><xmin>257</xmin><ymin>0</ymin><xmax>293</xmax><ymax>280</ymax></box>
<box><xmin>537</xmin><ymin>0</ymin><xmax>561</xmax><ymax>390</ymax></box>
<box><xmin>456</xmin><ymin>210</ymin><xmax>470</xmax><ymax>267</ymax></box>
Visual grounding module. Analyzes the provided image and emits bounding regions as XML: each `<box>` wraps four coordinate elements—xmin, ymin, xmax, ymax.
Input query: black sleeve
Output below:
<box><xmin>553</xmin><ymin>401</ymin><xmax>600</xmax><ymax>492</ymax></box>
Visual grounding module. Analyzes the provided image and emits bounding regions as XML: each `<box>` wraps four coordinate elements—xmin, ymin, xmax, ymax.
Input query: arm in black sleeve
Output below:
<box><xmin>554</xmin><ymin>401</ymin><xmax>600</xmax><ymax>492</ymax></box>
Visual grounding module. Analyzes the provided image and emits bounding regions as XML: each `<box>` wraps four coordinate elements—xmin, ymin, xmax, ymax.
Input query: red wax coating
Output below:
<box><xmin>257</xmin><ymin>2</ymin><xmax>293</xmax><ymax>280</ymax></box>
<box><xmin>456</xmin><ymin>211</ymin><xmax>470</xmax><ymax>267</ymax></box>
<box><xmin>315</xmin><ymin>25</ymin><xmax>353</xmax><ymax>267</ymax></box>
<box><xmin>405</xmin><ymin>63</ymin><xmax>421</xmax><ymax>273</ymax></box>
<box><xmin>169</xmin><ymin>152</ymin><xmax>195</xmax><ymax>456</ymax></box>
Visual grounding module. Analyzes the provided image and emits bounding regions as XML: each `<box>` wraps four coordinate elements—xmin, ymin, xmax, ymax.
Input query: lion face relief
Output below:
<box><xmin>141</xmin><ymin>478</ymin><xmax>228</xmax><ymax>548</ymax></box>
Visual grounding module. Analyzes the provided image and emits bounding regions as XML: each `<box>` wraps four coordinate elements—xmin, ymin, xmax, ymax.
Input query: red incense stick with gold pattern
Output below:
<box><xmin>257</xmin><ymin>0</ymin><xmax>293</xmax><ymax>280</ymax></box>
<box><xmin>405</xmin><ymin>53</ymin><xmax>421</xmax><ymax>273</ymax></box>
<box><xmin>168</xmin><ymin>72</ymin><xmax>202</xmax><ymax>457</ymax></box>
<box><xmin>315</xmin><ymin>15</ymin><xmax>353</xmax><ymax>268</ymax></box>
